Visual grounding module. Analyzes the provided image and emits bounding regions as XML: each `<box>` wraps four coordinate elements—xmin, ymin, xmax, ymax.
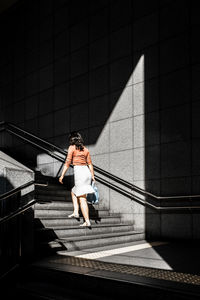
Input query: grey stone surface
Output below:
<box><xmin>160</xmin><ymin>34</ymin><xmax>189</xmax><ymax>75</ymax></box>
<box><xmin>161</xmin><ymin>104</ymin><xmax>191</xmax><ymax>143</ymax></box>
<box><xmin>110</xmin><ymin>118</ymin><xmax>133</xmax><ymax>152</ymax></box>
<box><xmin>89</xmin><ymin>95</ymin><xmax>109</xmax><ymax>127</ymax></box>
<box><xmin>110</xmin><ymin>25</ymin><xmax>132</xmax><ymax>60</ymax></box>
<box><xmin>54</xmin><ymin>108</ymin><xmax>70</xmax><ymax>136</ymax></box>
<box><xmin>89</xmin><ymin>65</ymin><xmax>109</xmax><ymax>98</ymax></box>
<box><xmin>54</xmin><ymin>82</ymin><xmax>70</xmax><ymax>110</ymax></box>
<box><xmin>161</xmin><ymin>213</ymin><xmax>192</xmax><ymax>239</ymax></box>
<box><xmin>70</xmin><ymin>102</ymin><xmax>89</xmax><ymax>131</ymax></box>
<box><xmin>70</xmin><ymin>47</ymin><xmax>88</xmax><ymax>78</ymax></box>
<box><xmin>110</xmin><ymin>86</ymin><xmax>132</xmax><ymax>122</ymax></box>
<box><xmin>161</xmin><ymin>142</ymin><xmax>191</xmax><ymax>178</ymax></box>
<box><xmin>70</xmin><ymin>74</ymin><xmax>89</xmax><ymax>105</ymax></box>
<box><xmin>110</xmin><ymin>150</ymin><xmax>133</xmax><ymax>183</ymax></box>
<box><xmin>133</xmin><ymin>12</ymin><xmax>159</xmax><ymax>51</ymax></box>
<box><xmin>160</xmin><ymin>68</ymin><xmax>190</xmax><ymax>109</ymax></box>
<box><xmin>89</xmin><ymin>37</ymin><xmax>109</xmax><ymax>69</ymax></box>
<box><xmin>110</xmin><ymin>56</ymin><xmax>133</xmax><ymax>91</ymax></box>
<box><xmin>55</xmin><ymin>56</ymin><xmax>70</xmax><ymax>85</ymax></box>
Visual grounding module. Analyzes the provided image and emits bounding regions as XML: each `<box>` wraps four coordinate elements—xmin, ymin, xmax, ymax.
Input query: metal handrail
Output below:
<box><xmin>95</xmin><ymin>175</ymin><xmax>200</xmax><ymax>211</ymax></box>
<box><xmin>1</xmin><ymin>121</ymin><xmax>200</xmax><ymax>202</ymax></box>
<box><xmin>0</xmin><ymin>181</ymin><xmax>48</xmax><ymax>224</ymax></box>
<box><xmin>0</xmin><ymin>180</ymin><xmax>35</xmax><ymax>201</ymax></box>
<box><xmin>0</xmin><ymin>200</ymin><xmax>37</xmax><ymax>225</ymax></box>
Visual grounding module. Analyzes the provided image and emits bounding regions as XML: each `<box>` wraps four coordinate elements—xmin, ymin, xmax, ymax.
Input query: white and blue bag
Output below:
<box><xmin>87</xmin><ymin>181</ymin><xmax>99</xmax><ymax>204</ymax></box>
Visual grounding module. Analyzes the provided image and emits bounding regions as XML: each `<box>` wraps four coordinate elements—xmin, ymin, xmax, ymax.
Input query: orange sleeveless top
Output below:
<box><xmin>64</xmin><ymin>145</ymin><xmax>92</xmax><ymax>167</ymax></box>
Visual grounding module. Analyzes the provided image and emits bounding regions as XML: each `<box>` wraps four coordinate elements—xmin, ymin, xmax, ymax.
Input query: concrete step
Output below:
<box><xmin>35</xmin><ymin>215</ymin><xmax>122</xmax><ymax>227</ymax></box>
<box><xmin>39</xmin><ymin>230</ymin><xmax>145</xmax><ymax>252</ymax></box>
<box><xmin>36</xmin><ymin>184</ymin><xmax>69</xmax><ymax>191</ymax></box>
<box><xmin>36</xmin><ymin>189</ymin><xmax>72</xmax><ymax>197</ymax></box>
<box><xmin>36</xmin><ymin>224</ymin><xmax>135</xmax><ymax>240</ymax></box>
<box><xmin>34</xmin><ymin>201</ymin><xmax>107</xmax><ymax>211</ymax></box>
<box><xmin>35</xmin><ymin>194</ymin><xmax>71</xmax><ymax>202</ymax></box>
<box><xmin>34</xmin><ymin>209</ymin><xmax>111</xmax><ymax>218</ymax></box>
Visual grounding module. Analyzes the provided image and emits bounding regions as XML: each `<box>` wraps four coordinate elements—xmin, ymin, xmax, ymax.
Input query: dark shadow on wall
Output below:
<box><xmin>0</xmin><ymin>0</ymin><xmax>137</xmax><ymax>170</ymax></box>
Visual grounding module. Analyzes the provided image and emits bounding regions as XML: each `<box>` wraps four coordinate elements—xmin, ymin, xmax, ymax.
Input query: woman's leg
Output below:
<box><xmin>71</xmin><ymin>191</ymin><xmax>79</xmax><ymax>216</ymax></box>
<box><xmin>79</xmin><ymin>194</ymin><xmax>90</xmax><ymax>225</ymax></box>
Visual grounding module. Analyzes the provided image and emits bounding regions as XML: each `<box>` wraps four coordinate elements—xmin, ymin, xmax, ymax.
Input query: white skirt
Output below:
<box><xmin>72</xmin><ymin>165</ymin><xmax>95</xmax><ymax>197</ymax></box>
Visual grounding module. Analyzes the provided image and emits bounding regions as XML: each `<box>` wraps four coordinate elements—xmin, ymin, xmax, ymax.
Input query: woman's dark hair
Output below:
<box><xmin>68</xmin><ymin>132</ymin><xmax>84</xmax><ymax>151</ymax></box>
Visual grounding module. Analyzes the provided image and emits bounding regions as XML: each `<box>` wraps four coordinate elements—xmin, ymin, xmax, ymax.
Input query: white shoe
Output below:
<box><xmin>68</xmin><ymin>213</ymin><xmax>79</xmax><ymax>218</ymax></box>
<box><xmin>80</xmin><ymin>221</ymin><xmax>91</xmax><ymax>227</ymax></box>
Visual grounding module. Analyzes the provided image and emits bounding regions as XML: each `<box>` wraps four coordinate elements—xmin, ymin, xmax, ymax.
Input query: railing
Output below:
<box><xmin>1</xmin><ymin>121</ymin><xmax>200</xmax><ymax>210</ymax></box>
<box><xmin>0</xmin><ymin>180</ymin><xmax>47</xmax><ymax>279</ymax></box>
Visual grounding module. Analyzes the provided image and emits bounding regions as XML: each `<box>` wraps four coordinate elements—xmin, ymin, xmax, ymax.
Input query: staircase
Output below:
<box><xmin>34</xmin><ymin>180</ymin><xmax>144</xmax><ymax>257</ymax></box>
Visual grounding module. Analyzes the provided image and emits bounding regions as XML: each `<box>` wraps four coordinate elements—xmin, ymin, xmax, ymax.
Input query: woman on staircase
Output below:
<box><xmin>59</xmin><ymin>132</ymin><xmax>95</xmax><ymax>228</ymax></box>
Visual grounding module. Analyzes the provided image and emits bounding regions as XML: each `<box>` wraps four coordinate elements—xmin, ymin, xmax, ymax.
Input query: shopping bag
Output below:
<box><xmin>87</xmin><ymin>181</ymin><xmax>99</xmax><ymax>204</ymax></box>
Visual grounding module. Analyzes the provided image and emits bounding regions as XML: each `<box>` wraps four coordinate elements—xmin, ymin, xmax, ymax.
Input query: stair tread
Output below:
<box><xmin>46</xmin><ymin>230</ymin><xmax>143</xmax><ymax>243</ymax></box>
<box><xmin>36</xmin><ymin>223</ymin><xmax>134</xmax><ymax>231</ymax></box>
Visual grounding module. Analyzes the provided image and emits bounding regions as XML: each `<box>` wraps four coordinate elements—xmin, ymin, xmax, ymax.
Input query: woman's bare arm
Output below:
<box><xmin>88</xmin><ymin>164</ymin><xmax>95</xmax><ymax>182</ymax></box>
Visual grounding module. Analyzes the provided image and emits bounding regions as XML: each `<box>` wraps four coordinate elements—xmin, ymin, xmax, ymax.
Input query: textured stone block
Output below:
<box><xmin>192</xmin><ymin>140</ymin><xmax>200</xmax><ymax>176</ymax></box>
<box><xmin>161</xmin><ymin>104</ymin><xmax>190</xmax><ymax>143</ymax></box>
<box><xmin>110</xmin><ymin>25</ymin><xmax>132</xmax><ymax>60</ymax></box>
<box><xmin>160</xmin><ymin>34</ymin><xmax>189</xmax><ymax>75</ymax></box>
<box><xmin>110</xmin><ymin>0</ymin><xmax>132</xmax><ymax>31</ymax></box>
<box><xmin>133</xmin><ymin>12</ymin><xmax>158</xmax><ymax>51</ymax></box>
<box><xmin>25</xmin><ymin>96</ymin><xmax>38</xmax><ymax>120</ymax></box>
<box><xmin>54</xmin><ymin>30</ymin><xmax>69</xmax><ymax>60</ymax></box>
<box><xmin>161</xmin><ymin>141</ymin><xmax>191</xmax><ymax>178</ymax></box>
<box><xmin>70</xmin><ymin>21</ymin><xmax>88</xmax><ymax>52</ymax></box>
<box><xmin>145</xmin><ymin>145</ymin><xmax>160</xmax><ymax>180</ymax></box>
<box><xmin>39</xmin><ymin>65</ymin><xmax>53</xmax><ymax>91</ymax></box>
<box><xmin>160</xmin><ymin>1</ymin><xmax>189</xmax><ymax>40</ymax></box>
<box><xmin>110</xmin><ymin>118</ymin><xmax>133</xmax><ymax>152</ymax></box>
<box><xmin>14</xmin><ymin>78</ymin><xmax>25</xmax><ymax>102</ymax></box>
<box><xmin>133</xmin><ymin>147</ymin><xmax>145</xmax><ymax>181</ymax></box>
<box><xmin>110</xmin><ymin>149</ymin><xmax>133</xmax><ymax>182</ymax></box>
<box><xmin>133</xmin><ymin>54</ymin><xmax>144</xmax><ymax>85</ymax></box>
<box><xmin>161</xmin><ymin>213</ymin><xmax>192</xmax><ymax>239</ymax></box>
<box><xmin>110</xmin><ymin>56</ymin><xmax>133</xmax><ymax>91</ymax></box>
<box><xmin>144</xmin><ymin>45</ymin><xmax>159</xmax><ymax>80</ymax></box>
<box><xmin>26</xmin><ymin>49</ymin><xmax>39</xmax><ymax>73</ymax></box>
<box><xmin>40</xmin><ymin>39</ymin><xmax>53</xmax><ymax>67</ymax></box>
<box><xmin>91</xmin><ymin>153</ymin><xmax>109</xmax><ymax>173</ymax></box>
<box><xmin>54</xmin><ymin>5</ymin><xmax>68</xmax><ymax>34</ymax></box>
<box><xmin>145</xmin><ymin>111</ymin><xmax>160</xmax><ymax>146</ymax></box>
<box><xmin>38</xmin><ymin>113</ymin><xmax>54</xmax><ymax>138</ymax></box>
<box><xmin>40</xmin><ymin>16</ymin><xmax>53</xmax><ymax>43</ymax></box>
<box><xmin>55</xmin><ymin>56</ymin><xmax>70</xmax><ymax>85</ymax></box>
<box><xmin>54</xmin><ymin>108</ymin><xmax>70</xmax><ymax>136</ymax></box>
<box><xmin>193</xmin><ymin>214</ymin><xmax>200</xmax><ymax>238</ymax></box>
<box><xmin>54</xmin><ymin>82</ymin><xmax>70</xmax><ymax>110</ymax></box>
<box><xmin>191</xmin><ymin>28</ymin><xmax>200</xmax><ymax>64</ymax></box>
<box><xmin>70</xmin><ymin>74</ymin><xmax>89</xmax><ymax>105</ymax></box>
<box><xmin>133</xmin><ymin>115</ymin><xmax>145</xmax><ymax>148</ymax></box>
<box><xmin>161</xmin><ymin>176</ymin><xmax>191</xmax><ymax>196</ymax></box>
<box><xmin>192</xmin><ymin>102</ymin><xmax>200</xmax><ymax>138</ymax></box>
<box><xmin>39</xmin><ymin>88</ymin><xmax>53</xmax><ymax>116</ymax></box>
<box><xmin>133</xmin><ymin>82</ymin><xmax>144</xmax><ymax>116</ymax></box>
<box><xmin>70</xmin><ymin>102</ymin><xmax>89</xmax><ymax>131</ymax></box>
<box><xmin>25</xmin><ymin>71</ymin><xmax>39</xmax><ymax>97</ymax></box>
<box><xmin>109</xmin><ymin>86</ymin><xmax>132</xmax><ymax>122</ymax></box>
<box><xmin>90</xmin><ymin>65</ymin><xmax>109</xmax><ymax>98</ymax></box>
<box><xmin>192</xmin><ymin>64</ymin><xmax>200</xmax><ymax>101</ymax></box>
<box><xmin>160</xmin><ymin>68</ymin><xmax>190</xmax><ymax>109</ymax></box>
<box><xmin>89</xmin><ymin>124</ymin><xmax>109</xmax><ymax>155</ymax></box>
<box><xmin>70</xmin><ymin>47</ymin><xmax>88</xmax><ymax>78</ymax></box>
<box><xmin>89</xmin><ymin>95</ymin><xmax>109</xmax><ymax>127</ymax></box>
<box><xmin>89</xmin><ymin>37</ymin><xmax>109</xmax><ymax>69</ymax></box>
<box><xmin>90</xmin><ymin>8</ymin><xmax>109</xmax><ymax>42</ymax></box>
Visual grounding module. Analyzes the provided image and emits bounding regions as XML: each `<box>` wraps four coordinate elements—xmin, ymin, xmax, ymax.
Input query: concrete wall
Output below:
<box><xmin>0</xmin><ymin>0</ymin><xmax>200</xmax><ymax>239</ymax></box>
